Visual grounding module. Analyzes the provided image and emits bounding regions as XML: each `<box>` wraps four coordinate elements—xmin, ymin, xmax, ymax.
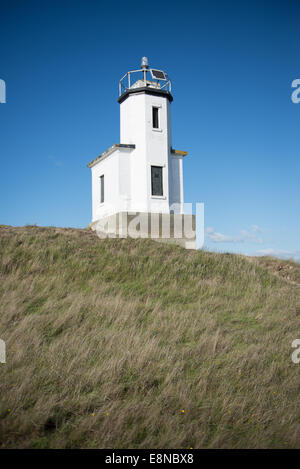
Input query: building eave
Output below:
<box><xmin>171</xmin><ymin>148</ymin><xmax>188</xmax><ymax>157</ymax></box>
<box><xmin>118</xmin><ymin>87</ymin><xmax>173</xmax><ymax>104</ymax></box>
<box><xmin>87</xmin><ymin>144</ymin><xmax>135</xmax><ymax>168</ymax></box>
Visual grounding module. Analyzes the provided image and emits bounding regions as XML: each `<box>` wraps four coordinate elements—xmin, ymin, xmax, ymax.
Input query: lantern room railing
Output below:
<box><xmin>119</xmin><ymin>68</ymin><xmax>171</xmax><ymax>97</ymax></box>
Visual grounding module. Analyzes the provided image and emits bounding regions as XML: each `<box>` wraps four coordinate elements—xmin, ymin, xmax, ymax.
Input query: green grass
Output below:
<box><xmin>0</xmin><ymin>224</ymin><xmax>299</xmax><ymax>448</ymax></box>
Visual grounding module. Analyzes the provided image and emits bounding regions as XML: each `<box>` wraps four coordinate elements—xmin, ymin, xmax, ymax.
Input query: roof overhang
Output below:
<box><xmin>171</xmin><ymin>148</ymin><xmax>188</xmax><ymax>157</ymax></box>
<box><xmin>118</xmin><ymin>87</ymin><xmax>173</xmax><ymax>104</ymax></box>
<box><xmin>87</xmin><ymin>144</ymin><xmax>135</xmax><ymax>168</ymax></box>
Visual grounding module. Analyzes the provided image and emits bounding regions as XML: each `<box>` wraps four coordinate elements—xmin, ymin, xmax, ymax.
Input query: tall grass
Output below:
<box><xmin>0</xmin><ymin>225</ymin><xmax>299</xmax><ymax>448</ymax></box>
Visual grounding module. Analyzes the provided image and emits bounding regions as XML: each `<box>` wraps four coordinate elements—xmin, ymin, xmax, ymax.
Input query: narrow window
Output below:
<box><xmin>100</xmin><ymin>175</ymin><xmax>104</xmax><ymax>203</ymax></box>
<box><xmin>152</xmin><ymin>106</ymin><xmax>159</xmax><ymax>129</ymax></box>
<box><xmin>151</xmin><ymin>166</ymin><xmax>163</xmax><ymax>196</ymax></box>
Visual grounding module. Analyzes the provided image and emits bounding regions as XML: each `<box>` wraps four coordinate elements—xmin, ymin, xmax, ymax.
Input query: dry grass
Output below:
<box><xmin>0</xmin><ymin>225</ymin><xmax>299</xmax><ymax>448</ymax></box>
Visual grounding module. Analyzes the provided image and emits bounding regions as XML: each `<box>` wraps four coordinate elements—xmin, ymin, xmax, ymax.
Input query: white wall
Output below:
<box><xmin>169</xmin><ymin>155</ymin><xmax>183</xmax><ymax>213</ymax></box>
<box><xmin>144</xmin><ymin>93</ymin><xmax>170</xmax><ymax>214</ymax></box>
<box><xmin>91</xmin><ymin>88</ymin><xmax>185</xmax><ymax>222</ymax></box>
<box><xmin>91</xmin><ymin>148</ymin><xmax>133</xmax><ymax>221</ymax></box>
<box><xmin>120</xmin><ymin>91</ymin><xmax>179</xmax><ymax>214</ymax></box>
<box><xmin>122</xmin><ymin>94</ymin><xmax>148</xmax><ymax>213</ymax></box>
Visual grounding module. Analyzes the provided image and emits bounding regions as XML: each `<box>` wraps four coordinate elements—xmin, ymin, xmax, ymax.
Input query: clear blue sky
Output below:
<box><xmin>0</xmin><ymin>0</ymin><xmax>299</xmax><ymax>259</ymax></box>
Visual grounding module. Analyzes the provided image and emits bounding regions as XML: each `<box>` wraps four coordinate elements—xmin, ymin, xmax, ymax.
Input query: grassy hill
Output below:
<box><xmin>0</xmin><ymin>225</ymin><xmax>299</xmax><ymax>449</ymax></box>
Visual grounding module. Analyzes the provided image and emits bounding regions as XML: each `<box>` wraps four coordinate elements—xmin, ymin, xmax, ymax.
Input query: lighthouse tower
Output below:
<box><xmin>88</xmin><ymin>58</ymin><xmax>195</xmax><ymax>248</ymax></box>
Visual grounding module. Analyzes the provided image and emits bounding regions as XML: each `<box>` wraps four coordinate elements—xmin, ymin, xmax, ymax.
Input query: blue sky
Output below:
<box><xmin>0</xmin><ymin>0</ymin><xmax>299</xmax><ymax>259</ymax></box>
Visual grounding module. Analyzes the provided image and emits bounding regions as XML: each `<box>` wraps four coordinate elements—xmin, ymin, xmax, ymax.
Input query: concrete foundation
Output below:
<box><xmin>88</xmin><ymin>212</ymin><xmax>196</xmax><ymax>249</ymax></box>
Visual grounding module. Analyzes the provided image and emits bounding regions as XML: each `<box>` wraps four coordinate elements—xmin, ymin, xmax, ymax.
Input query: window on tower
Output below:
<box><xmin>151</xmin><ymin>166</ymin><xmax>163</xmax><ymax>196</ymax></box>
<box><xmin>152</xmin><ymin>106</ymin><xmax>159</xmax><ymax>129</ymax></box>
<box><xmin>100</xmin><ymin>174</ymin><xmax>104</xmax><ymax>203</ymax></box>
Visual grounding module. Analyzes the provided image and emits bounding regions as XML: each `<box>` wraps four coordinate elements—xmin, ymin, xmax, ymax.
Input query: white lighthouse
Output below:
<box><xmin>88</xmin><ymin>58</ymin><xmax>195</xmax><ymax>248</ymax></box>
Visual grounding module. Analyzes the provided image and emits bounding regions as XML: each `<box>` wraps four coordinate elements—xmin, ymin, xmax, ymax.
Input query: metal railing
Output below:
<box><xmin>119</xmin><ymin>69</ymin><xmax>171</xmax><ymax>96</ymax></box>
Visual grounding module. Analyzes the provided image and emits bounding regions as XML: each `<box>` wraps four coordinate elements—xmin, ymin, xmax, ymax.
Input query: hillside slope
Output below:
<box><xmin>0</xmin><ymin>225</ymin><xmax>299</xmax><ymax>449</ymax></box>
